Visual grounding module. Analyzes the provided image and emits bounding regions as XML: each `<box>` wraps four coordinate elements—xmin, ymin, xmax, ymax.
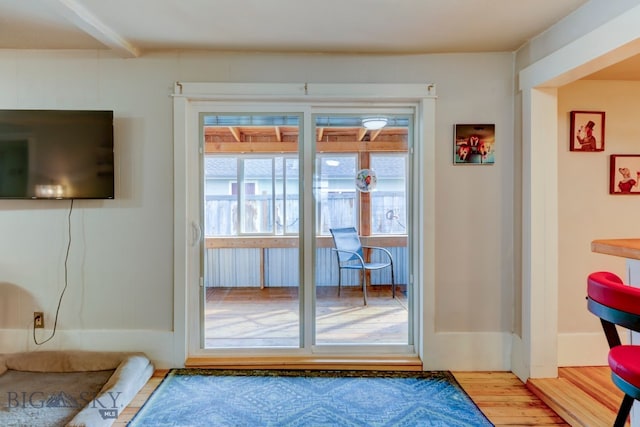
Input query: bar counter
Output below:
<box><xmin>591</xmin><ymin>238</ymin><xmax>640</xmax><ymax>260</ymax></box>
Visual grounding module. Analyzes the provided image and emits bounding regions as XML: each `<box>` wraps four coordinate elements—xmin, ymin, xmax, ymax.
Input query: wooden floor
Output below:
<box><xmin>115</xmin><ymin>367</ymin><xmax>624</xmax><ymax>426</ymax></box>
<box><xmin>527</xmin><ymin>366</ymin><xmax>628</xmax><ymax>426</ymax></box>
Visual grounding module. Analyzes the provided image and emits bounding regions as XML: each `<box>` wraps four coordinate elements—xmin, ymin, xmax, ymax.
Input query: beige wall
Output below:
<box><xmin>512</xmin><ymin>0</ymin><xmax>640</xmax><ymax>377</ymax></box>
<box><xmin>0</xmin><ymin>50</ymin><xmax>515</xmax><ymax>367</ymax></box>
<box><xmin>557</xmin><ymin>80</ymin><xmax>640</xmax><ymax>354</ymax></box>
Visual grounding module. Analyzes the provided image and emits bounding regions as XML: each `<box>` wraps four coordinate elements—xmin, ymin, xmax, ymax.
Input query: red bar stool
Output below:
<box><xmin>587</xmin><ymin>271</ymin><xmax>640</xmax><ymax>427</ymax></box>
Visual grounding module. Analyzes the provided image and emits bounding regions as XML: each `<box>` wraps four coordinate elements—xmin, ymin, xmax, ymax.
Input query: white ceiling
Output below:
<box><xmin>0</xmin><ymin>0</ymin><xmax>590</xmax><ymax>55</ymax></box>
<box><xmin>0</xmin><ymin>0</ymin><xmax>635</xmax><ymax>79</ymax></box>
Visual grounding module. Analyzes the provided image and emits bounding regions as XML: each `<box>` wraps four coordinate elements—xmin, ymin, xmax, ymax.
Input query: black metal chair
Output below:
<box><xmin>329</xmin><ymin>227</ymin><xmax>395</xmax><ymax>305</ymax></box>
<box><xmin>587</xmin><ymin>271</ymin><xmax>640</xmax><ymax>427</ymax></box>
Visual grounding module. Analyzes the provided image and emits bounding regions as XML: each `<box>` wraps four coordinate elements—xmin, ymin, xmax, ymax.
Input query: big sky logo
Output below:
<box><xmin>6</xmin><ymin>390</ymin><xmax>122</xmax><ymax>419</ymax></box>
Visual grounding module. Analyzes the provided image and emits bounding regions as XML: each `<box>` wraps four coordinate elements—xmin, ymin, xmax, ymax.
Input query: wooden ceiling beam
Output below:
<box><xmin>205</xmin><ymin>140</ymin><xmax>407</xmax><ymax>154</ymax></box>
<box><xmin>206</xmin><ymin>141</ymin><xmax>296</xmax><ymax>153</ymax></box>
<box><xmin>54</xmin><ymin>0</ymin><xmax>140</xmax><ymax>58</ymax></box>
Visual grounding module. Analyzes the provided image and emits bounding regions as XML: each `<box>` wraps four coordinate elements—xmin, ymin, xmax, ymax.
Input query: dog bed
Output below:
<box><xmin>0</xmin><ymin>350</ymin><xmax>154</xmax><ymax>427</ymax></box>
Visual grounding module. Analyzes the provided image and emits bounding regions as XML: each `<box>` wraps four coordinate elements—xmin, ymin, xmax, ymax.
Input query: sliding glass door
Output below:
<box><xmin>313</xmin><ymin>114</ymin><xmax>411</xmax><ymax>346</ymax></box>
<box><xmin>200</xmin><ymin>108</ymin><xmax>413</xmax><ymax>352</ymax></box>
<box><xmin>202</xmin><ymin>114</ymin><xmax>301</xmax><ymax>348</ymax></box>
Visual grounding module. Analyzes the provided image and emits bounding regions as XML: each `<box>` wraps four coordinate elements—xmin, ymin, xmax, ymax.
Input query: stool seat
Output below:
<box><xmin>588</xmin><ymin>271</ymin><xmax>640</xmax><ymax>314</ymax></box>
<box><xmin>610</xmin><ymin>345</ymin><xmax>640</xmax><ymax>398</ymax></box>
<box><xmin>587</xmin><ymin>271</ymin><xmax>640</xmax><ymax>426</ymax></box>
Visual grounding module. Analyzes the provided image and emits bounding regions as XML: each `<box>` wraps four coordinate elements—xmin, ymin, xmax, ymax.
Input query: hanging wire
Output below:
<box><xmin>34</xmin><ymin>199</ymin><xmax>74</xmax><ymax>345</ymax></box>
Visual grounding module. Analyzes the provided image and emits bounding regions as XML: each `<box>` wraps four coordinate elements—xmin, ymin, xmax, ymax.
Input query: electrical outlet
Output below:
<box><xmin>34</xmin><ymin>312</ymin><xmax>44</xmax><ymax>329</ymax></box>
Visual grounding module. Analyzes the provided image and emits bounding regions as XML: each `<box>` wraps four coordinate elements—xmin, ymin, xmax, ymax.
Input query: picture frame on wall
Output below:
<box><xmin>569</xmin><ymin>111</ymin><xmax>605</xmax><ymax>152</ymax></box>
<box><xmin>453</xmin><ymin>124</ymin><xmax>495</xmax><ymax>165</ymax></box>
<box><xmin>610</xmin><ymin>155</ymin><xmax>640</xmax><ymax>195</ymax></box>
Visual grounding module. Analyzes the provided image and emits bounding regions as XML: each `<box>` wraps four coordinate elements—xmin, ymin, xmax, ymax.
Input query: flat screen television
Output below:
<box><xmin>0</xmin><ymin>109</ymin><xmax>114</xmax><ymax>199</ymax></box>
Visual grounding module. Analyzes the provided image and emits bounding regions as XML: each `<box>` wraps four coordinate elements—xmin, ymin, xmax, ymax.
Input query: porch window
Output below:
<box><xmin>204</xmin><ymin>155</ymin><xmax>299</xmax><ymax>236</ymax></box>
<box><xmin>370</xmin><ymin>154</ymin><xmax>407</xmax><ymax>235</ymax></box>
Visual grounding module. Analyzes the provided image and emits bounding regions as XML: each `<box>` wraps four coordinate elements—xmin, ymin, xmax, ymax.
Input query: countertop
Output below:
<box><xmin>591</xmin><ymin>239</ymin><xmax>640</xmax><ymax>261</ymax></box>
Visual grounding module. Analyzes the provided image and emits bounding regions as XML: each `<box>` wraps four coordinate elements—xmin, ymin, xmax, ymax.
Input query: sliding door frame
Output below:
<box><xmin>172</xmin><ymin>83</ymin><xmax>437</xmax><ymax>367</ymax></box>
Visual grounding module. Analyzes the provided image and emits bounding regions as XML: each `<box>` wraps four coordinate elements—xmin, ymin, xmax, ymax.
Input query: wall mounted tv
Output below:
<box><xmin>0</xmin><ymin>109</ymin><xmax>114</xmax><ymax>199</ymax></box>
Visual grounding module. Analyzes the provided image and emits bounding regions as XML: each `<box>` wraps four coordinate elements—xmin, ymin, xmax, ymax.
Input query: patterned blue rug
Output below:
<box><xmin>128</xmin><ymin>369</ymin><xmax>494</xmax><ymax>427</ymax></box>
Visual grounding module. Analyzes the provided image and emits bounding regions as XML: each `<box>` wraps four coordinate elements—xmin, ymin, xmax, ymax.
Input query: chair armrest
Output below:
<box><xmin>331</xmin><ymin>248</ymin><xmax>365</xmax><ymax>265</ymax></box>
<box><xmin>361</xmin><ymin>245</ymin><xmax>394</xmax><ymax>262</ymax></box>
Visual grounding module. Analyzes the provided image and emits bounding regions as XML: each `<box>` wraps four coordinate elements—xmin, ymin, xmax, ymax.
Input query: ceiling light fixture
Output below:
<box><xmin>362</xmin><ymin>117</ymin><xmax>388</xmax><ymax>130</ymax></box>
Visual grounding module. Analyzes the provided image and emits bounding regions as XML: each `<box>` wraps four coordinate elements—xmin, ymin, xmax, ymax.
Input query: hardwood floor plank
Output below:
<box><xmin>560</xmin><ymin>366</ymin><xmax>623</xmax><ymax>413</ymax></box>
<box><xmin>527</xmin><ymin>376</ymin><xmax>626</xmax><ymax>427</ymax></box>
<box><xmin>454</xmin><ymin>372</ymin><xmax>569</xmax><ymax>426</ymax></box>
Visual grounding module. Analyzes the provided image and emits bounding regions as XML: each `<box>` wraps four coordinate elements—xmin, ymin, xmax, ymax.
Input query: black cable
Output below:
<box><xmin>34</xmin><ymin>199</ymin><xmax>73</xmax><ymax>345</ymax></box>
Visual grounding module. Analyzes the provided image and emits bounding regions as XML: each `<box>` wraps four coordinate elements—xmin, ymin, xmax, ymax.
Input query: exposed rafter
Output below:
<box><xmin>228</xmin><ymin>127</ymin><xmax>241</xmax><ymax>142</ymax></box>
<box><xmin>204</xmin><ymin>125</ymin><xmax>408</xmax><ymax>153</ymax></box>
<box><xmin>370</xmin><ymin>129</ymin><xmax>383</xmax><ymax>141</ymax></box>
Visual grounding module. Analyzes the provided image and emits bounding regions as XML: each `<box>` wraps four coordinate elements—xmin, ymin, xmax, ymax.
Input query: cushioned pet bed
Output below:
<box><xmin>0</xmin><ymin>350</ymin><xmax>153</xmax><ymax>427</ymax></box>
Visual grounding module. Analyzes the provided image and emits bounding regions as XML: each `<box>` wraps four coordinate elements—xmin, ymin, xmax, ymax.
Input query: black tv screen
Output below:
<box><xmin>0</xmin><ymin>109</ymin><xmax>114</xmax><ymax>199</ymax></box>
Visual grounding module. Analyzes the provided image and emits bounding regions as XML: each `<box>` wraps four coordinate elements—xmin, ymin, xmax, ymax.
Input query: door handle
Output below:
<box><xmin>191</xmin><ymin>221</ymin><xmax>202</xmax><ymax>246</ymax></box>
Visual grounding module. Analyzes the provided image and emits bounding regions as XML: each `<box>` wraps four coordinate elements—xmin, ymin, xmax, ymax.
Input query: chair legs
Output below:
<box><xmin>337</xmin><ymin>265</ymin><xmax>395</xmax><ymax>306</ymax></box>
<box><xmin>601</xmin><ymin>319</ymin><xmax>622</xmax><ymax>348</ymax></box>
<box><xmin>614</xmin><ymin>394</ymin><xmax>634</xmax><ymax>427</ymax></box>
<box><xmin>391</xmin><ymin>263</ymin><xmax>395</xmax><ymax>299</ymax></box>
<box><xmin>361</xmin><ymin>270</ymin><xmax>368</xmax><ymax>306</ymax></box>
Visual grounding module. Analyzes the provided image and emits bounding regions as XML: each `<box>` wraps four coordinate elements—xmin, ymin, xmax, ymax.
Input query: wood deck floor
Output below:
<box><xmin>116</xmin><ymin>367</ymin><xmax>623</xmax><ymax>426</ymax></box>
<box><xmin>205</xmin><ymin>286</ymin><xmax>409</xmax><ymax>347</ymax></box>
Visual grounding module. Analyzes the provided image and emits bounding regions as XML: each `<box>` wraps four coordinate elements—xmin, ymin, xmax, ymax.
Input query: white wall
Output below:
<box><xmin>0</xmin><ymin>50</ymin><xmax>514</xmax><ymax>368</ymax></box>
<box><xmin>557</xmin><ymin>79</ymin><xmax>640</xmax><ymax>365</ymax></box>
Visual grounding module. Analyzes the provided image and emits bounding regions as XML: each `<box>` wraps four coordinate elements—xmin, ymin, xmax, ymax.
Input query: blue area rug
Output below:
<box><xmin>128</xmin><ymin>369</ymin><xmax>494</xmax><ymax>427</ymax></box>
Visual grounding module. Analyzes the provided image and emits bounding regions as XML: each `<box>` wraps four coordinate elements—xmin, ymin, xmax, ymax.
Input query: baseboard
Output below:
<box><xmin>510</xmin><ymin>334</ymin><xmax>528</xmax><ymax>382</ymax></box>
<box><xmin>505</xmin><ymin>332</ymin><xmax>611</xmax><ymax>382</ymax></box>
<box><xmin>557</xmin><ymin>332</ymin><xmax>613</xmax><ymax>367</ymax></box>
<box><xmin>422</xmin><ymin>331</ymin><xmax>511</xmax><ymax>371</ymax></box>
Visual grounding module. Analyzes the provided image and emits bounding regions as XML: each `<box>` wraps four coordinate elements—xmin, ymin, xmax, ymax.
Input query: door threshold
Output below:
<box><xmin>185</xmin><ymin>355</ymin><xmax>423</xmax><ymax>371</ymax></box>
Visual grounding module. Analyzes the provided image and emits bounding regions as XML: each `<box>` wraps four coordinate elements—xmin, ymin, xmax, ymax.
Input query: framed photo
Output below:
<box><xmin>610</xmin><ymin>155</ymin><xmax>640</xmax><ymax>194</ymax></box>
<box><xmin>454</xmin><ymin>124</ymin><xmax>495</xmax><ymax>165</ymax></box>
<box><xmin>570</xmin><ymin>111</ymin><xmax>605</xmax><ymax>152</ymax></box>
